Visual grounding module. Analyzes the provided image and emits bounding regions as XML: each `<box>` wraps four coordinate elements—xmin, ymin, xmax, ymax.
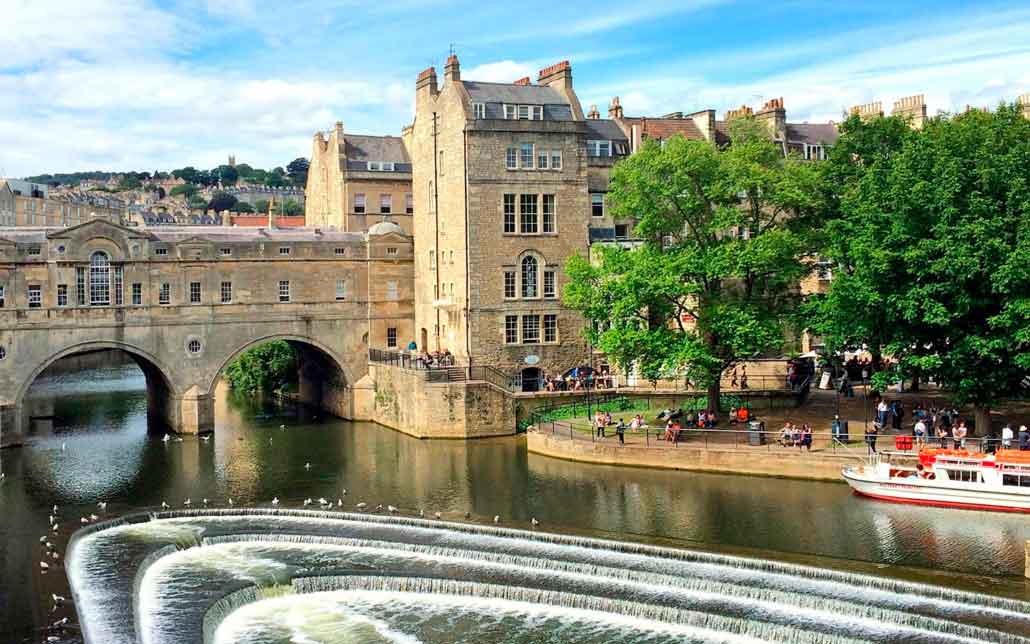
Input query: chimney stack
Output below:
<box><xmin>587</xmin><ymin>104</ymin><xmax>600</xmax><ymax>119</ymax></box>
<box><xmin>850</xmin><ymin>101</ymin><xmax>883</xmax><ymax>121</ymax></box>
<box><xmin>608</xmin><ymin>96</ymin><xmax>623</xmax><ymax>120</ymax></box>
<box><xmin>892</xmin><ymin>94</ymin><xmax>927</xmax><ymax>129</ymax></box>
<box><xmin>537</xmin><ymin>60</ymin><xmax>572</xmax><ymax>89</ymax></box>
<box><xmin>1018</xmin><ymin>94</ymin><xmax>1030</xmax><ymax>120</ymax></box>
<box><xmin>755</xmin><ymin>97</ymin><xmax>786</xmax><ymax>141</ymax></box>
<box><xmin>513</xmin><ymin>76</ymin><xmax>531</xmax><ymax>86</ymax></box>
<box><xmin>724</xmin><ymin>105</ymin><xmax>753</xmax><ymax>121</ymax></box>
<box><xmin>444</xmin><ymin>54</ymin><xmax>460</xmax><ymax>83</ymax></box>
<box><xmin>416</xmin><ymin>66</ymin><xmax>438</xmax><ymax>96</ymax></box>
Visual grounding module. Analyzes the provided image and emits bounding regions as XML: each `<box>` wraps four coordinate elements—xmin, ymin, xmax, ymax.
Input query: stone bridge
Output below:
<box><xmin>0</xmin><ymin>219</ymin><xmax>413</xmax><ymax>445</ymax></box>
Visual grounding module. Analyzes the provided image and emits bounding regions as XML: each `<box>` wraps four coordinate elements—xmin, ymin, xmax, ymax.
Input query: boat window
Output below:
<box><xmin>943</xmin><ymin>470</ymin><xmax>980</xmax><ymax>483</ymax></box>
<box><xmin>1002</xmin><ymin>473</ymin><xmax>1030</xmax><ymax>487</ymax></box>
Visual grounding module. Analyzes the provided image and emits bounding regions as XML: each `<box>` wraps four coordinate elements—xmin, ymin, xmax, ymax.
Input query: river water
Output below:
<box><xmin>2</xmin><ymin>362</ymin><xmax>1030</xmax><ymax>643</ymax></box>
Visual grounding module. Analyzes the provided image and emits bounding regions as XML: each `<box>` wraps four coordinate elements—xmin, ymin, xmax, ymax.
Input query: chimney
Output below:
<box><xmin>334</xmin><ymin>121</ymin><xmax>344</xmax><ymax>139</ymax></box>
<box><xmin>891</xmin><ymin>94</ymin><xmax>927</xmax><ymax>129</ymax></box>
<box><xmin>849</xmin><ymin>101</ymin><xmax>883</xmax><ymax>121</ymax></box>
<box><xmin>755</xmin><ymin>97</ymin><xmax>786</xmax><ymax>141</ymax></box>
<box><xmin>587</xmin><ymin>104</ymin><xmax>600</xmax><ymax>119</ymax></box>
<box><xmin>444</xmin><ymin>54</ymin><xmax>460</xmax><ymax>83</ymax></box>
<box><xmin>537</xmin><ymin>60</ymin><xmax>572</xmax><ymax>89</ymax></box>
<box><xmin>416</xmin><ymin>66</ymin><xmax>438</xmax><ymax>96</ymax></box>
<box><xmin>513</xmin><ymin>76</ymin><xmax>531</xmax><ymax>86</ymax></box>
<box><xmin>724</xmin><ymin>105</ymin><xmax>753</xmax><ymax>121</ymax></box>
<box><xmin>608</xmin><ymin>96</ymin><xmax>623</xmax><ymax>120</ymax></box>
<box><xmin>1018</xmin><ymin>94</ymin><xmax>1030</xmax><ymax>120</ymax></box>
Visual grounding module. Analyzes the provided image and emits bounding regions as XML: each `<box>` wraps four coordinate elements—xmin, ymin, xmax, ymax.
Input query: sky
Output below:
<box><xmin>2</xmin><ymin>0</ymin><xmax>1030</xmax><ymax>177</ymax></box>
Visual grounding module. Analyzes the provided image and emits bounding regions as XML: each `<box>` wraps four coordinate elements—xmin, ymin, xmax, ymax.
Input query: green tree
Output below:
<box><xmin>169</xmin><ymin>183</ymin><xmax>198</xmax><ymax>199</ymax></box>
<box><xmin>287</xmin><ymin>158</ymin><xmax>309</xmax><ymax>187</ymax></box>
<box><xmin>815</xmin><ymin>104</ymin><xmax>1030</xmax><ymax>433</ymax></box>
<box><xmin>254</xmin><ymin>199</ymin><xmax>270</xmax><ymax>214</ymax></box>
<box><xmin>233</xmin><ymin>201</ymin><xmax>255</xmax><ymax>213</ymax></box>
<box><xmin>217</xmin><ymin>164</ymin><xmax>239</xmax><ymax>186</ymax></box>
<box><xmin>223</xmin><ymin>341</ymin><xmax>298</xmax><ymax>394</ymax></box>
<box><xmin>282</xmin><ymin>199</ymin><xmax>303</xmax><ymax>216</ymax></box>
<box><xmin>118</xmin><ymin>175</ymin><xmax>142</xmax><ymax>191</ymax></box>
<box><xmin>208</xmin><ymin>191</ymin><xmax>238</xmax><ymax>212</ymax></box>
<box><xmin>187</xmin><ymin>194</ymin><xmax>208</xmax><ymax>210</ymax></box>
<box><xmin>564</xmin><ymin>122</ymin><xmax>823</xmax><ymax>410</ymax></box>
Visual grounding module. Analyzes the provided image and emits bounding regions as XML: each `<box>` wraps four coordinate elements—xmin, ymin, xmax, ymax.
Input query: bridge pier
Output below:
<box><xmin>0</xmin><ymin>404</ymin><xmax>25</xmax><ymax>448</ymax></box>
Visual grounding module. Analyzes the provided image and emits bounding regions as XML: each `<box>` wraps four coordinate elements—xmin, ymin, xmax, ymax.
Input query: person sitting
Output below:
<box><xmin>695</xmin><ymin>411</ymin><xmax>706</xmax><ymax>429</ymax></box>
<box><xmin>779</xmin><ymin>423</ymin><xmax>795</xmax><ymax>447</ymax></box>
<box><xmin>663</xmin><ymin>419</ymin><xmax>680</xmax><ymax>442</ymax></box>
<box><xmin>705</xmin><ymin>410</ymin><xmax>717</xmax><ymax>428</ymax></box>
<box><xmin>737</xmin><ymin>407</ymin><xmax>750</xmax><ymax>423</ymax></box>
<box><xmin>728</xmin><ymin>406</ymin><xmax>739</xmax><ymax>424</ymax></box>
<box><xmin>684</xmin><ymin>410</ymin><xmax>697</xmax><ymax>428</ymax></box>
<box><xmin>798</xmin><ymin>424</ymin><xmax>813</xmax><ymax>451</ymax></box>
<box><xmin>791</xmin><ymin>424</ymin><xmax>802</xmax><ymax>446</ymax></box>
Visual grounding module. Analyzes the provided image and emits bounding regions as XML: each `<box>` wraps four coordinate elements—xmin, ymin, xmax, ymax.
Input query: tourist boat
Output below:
<box><xmin>842</xmin><ymin>448</ymin><xmax>1030</xmax><ymax>512</ymax></box>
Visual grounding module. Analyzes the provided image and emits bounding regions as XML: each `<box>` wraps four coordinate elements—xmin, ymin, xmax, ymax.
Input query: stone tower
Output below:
<box><xmin>892</xmin><ymin>94</ymin><xmax>927</xmax><ymax>129</ymax></box>
<box><xmin>1019</xmin><ymin>94</ymin><xmax>1030</xmax><ymax>120</ymax></box>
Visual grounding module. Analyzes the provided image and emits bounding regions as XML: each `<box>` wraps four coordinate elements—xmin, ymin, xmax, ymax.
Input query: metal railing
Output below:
<box><xmin>369</xmin><ymin>348</ymin><xmax>458</xmax><ymax>369</ymax></box>
<box><xmin>369</xmin><ymin>349</ymin><xmax>513</xmax><ymax>392</ymax></box>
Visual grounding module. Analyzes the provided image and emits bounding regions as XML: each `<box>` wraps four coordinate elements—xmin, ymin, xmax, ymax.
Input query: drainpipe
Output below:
<box><xmin>433</xmin><ymin>112</ymin><xmax>441</xmax><ymax>352</ymax></box>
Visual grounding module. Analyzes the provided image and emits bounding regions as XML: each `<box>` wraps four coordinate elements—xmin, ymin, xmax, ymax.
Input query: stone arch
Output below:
<box><xmin>205</xmin><ymin>333</ymin><xmax>354</xmax><ymax>398</ymax></box>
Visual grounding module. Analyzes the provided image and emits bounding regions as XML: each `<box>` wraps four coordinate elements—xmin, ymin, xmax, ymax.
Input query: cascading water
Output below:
<box><xmin>65</xmin><ymin>509</ymin><xmax>1030</xmax><ymax>644</ymax></box>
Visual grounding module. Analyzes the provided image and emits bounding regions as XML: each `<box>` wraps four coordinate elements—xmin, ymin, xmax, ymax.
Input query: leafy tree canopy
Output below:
<box><xmin>208</xmin><ymin>191</ymin><xmax>238</xmax><ymax>212</ymax></box>
<box><xmin>223</xmin><ymin>340</ymin><xmax>298</xmax><ymax>394</ymax></box>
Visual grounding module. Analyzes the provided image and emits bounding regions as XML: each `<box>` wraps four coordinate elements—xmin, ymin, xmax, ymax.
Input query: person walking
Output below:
<box><xmin>1002</xmin><ymin>423</ymin><xmax>1014</xmax><ymax>449</ymax></box>
<box><xmin>615</xmin><ymin>419</ymin><xmax>627</xmax><ymax>445</ymax></box>
<box><xmin>865</xmin><ymin>423</ymin><xmax>879</xmax><ymax>454</ymax></box>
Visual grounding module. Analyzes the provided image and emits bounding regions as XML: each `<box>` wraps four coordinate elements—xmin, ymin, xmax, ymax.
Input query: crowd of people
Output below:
<box><xmin>778</xmin><ymin>423</ymin><xmax>814</xmax><ymax>450</ymax></box>
<box><xmin>415</xmin><ymin>349</ymin><xmax>455</xmax><ymax>369</ymax></box>
<box><xmin>542</xmin><ymin>366</ymin><xmax>615</xmax><ymax>392</ymax></box>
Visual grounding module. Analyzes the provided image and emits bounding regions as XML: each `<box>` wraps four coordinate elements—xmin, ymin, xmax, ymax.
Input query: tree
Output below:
<box><xmin>172</xmin><ymin>167</ymin><xmax>199</xmax><ymax>183</ymax></box>
<box><xmin>233</xmin><ymin>201</ymin><xmax>255</xmax><ymax>213</ymax></box>
<box><xmin>282</xmin><ymin>199</ymin><xmax>303</xmax><ymax>216</ymax></box>
<box><xmin>564</xmin><ymin>122</ymin><xmax>823</xmax><ymax>411</ymax></box>
<box><xmin>187</xmin><ymin>195</ymin><xmax>208</xmax><ymax>210</ymax></box>
<box><xmin>287</xmin><ymin>158</ymin><xmax>309</xmax><ymax>187</ymax></box>
<box><xmin>235</xmin><ymin>163</ymin><xmax>255</xmax><ymax>180</ymax></box>
<box><xmin>169</xmin><ymin>183</ymin><xmax>198</xmax><ymax>199</ymax></box>
<box><xmin>208</xmin><ymin>191</ymin><xmax>238</xmax><ymax>212</ymax></box>
<box><xmin>814</xmin><ymin>104</ymin><xmax>1030</xmax><ymax>433</ymax></box>
<box><xmin>217</xmin><ymin>164</ymin><xmax>239</xmax><ymax>186</ymax></box>
<box><xmin>118</xmin><ymin>175</ymin><xmax>142</xmax><ymax>191</ymax></box>
<box><xmin>254</xmin><ymin>199</ymin><xmax>270</xmax><ymax>214</ymax></box>
<box><xmin>223</xmin><ymin>341</ymin><xmax>298</xmax><ymax>394</ymax></box>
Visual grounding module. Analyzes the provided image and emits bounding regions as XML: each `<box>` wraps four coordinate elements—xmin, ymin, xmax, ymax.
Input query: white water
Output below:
<box><xmin>64</xmin><ymin>509</ymin><xmax>1030</xmax><ymax>644</ymax></box>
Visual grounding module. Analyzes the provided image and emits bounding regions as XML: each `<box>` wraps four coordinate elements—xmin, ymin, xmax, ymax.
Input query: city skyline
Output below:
<box><xmin>3</xmin><ymin>0</ymin><xmax>1030</xmax><ymax>176</ymax></box>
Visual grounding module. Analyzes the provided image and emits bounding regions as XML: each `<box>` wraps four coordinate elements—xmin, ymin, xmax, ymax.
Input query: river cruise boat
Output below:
<box><xmin>842</xmin><ymin>448</ymin><xmax>1030</xmax><ymax>512</ymax></box>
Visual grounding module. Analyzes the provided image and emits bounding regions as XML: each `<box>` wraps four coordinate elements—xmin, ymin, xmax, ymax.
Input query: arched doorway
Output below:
<box><xmin>521</xmin><ymin>367</ymin><xmax>541</xmax><ymax>393</ymax></box>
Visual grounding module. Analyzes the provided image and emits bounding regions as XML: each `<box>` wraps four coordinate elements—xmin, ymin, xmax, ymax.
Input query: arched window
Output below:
<box><xmin>89</xmin><ymin>251</ymin><xmax>110</xmax><ymax>306</ymax></box>
<box><xmin>521</xmin><ymin>255</ymin><xmax>538</xmax><ymax>298</ymax></box>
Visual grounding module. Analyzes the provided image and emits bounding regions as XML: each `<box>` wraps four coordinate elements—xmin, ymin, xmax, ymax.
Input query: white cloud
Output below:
<box><xmin>462</xmin><ymin>60</ymin><xmax>537</xmax><ymax>84</ymax></box>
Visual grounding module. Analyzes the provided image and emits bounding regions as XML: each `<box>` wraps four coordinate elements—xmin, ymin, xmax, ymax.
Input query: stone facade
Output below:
<box><xmin>0</xmin><ymin>219</ymin><xmax>413</xmax><ymax>444</ymax></box>
<box><xmin>306</xmin><ymin>122</ymin><xmax>414</xmax><ymax>235</ymax></box>
<box><xmin>6</xmin><ymin>187</ymin><xmax>124</xmax><ymax>227</ymax></box>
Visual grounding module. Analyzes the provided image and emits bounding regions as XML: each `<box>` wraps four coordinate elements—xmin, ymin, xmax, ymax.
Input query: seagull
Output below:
<box><xmin>341</xmin><ymin>489</ymin><xmax>347</xmax><ymax>496</ymax></box>
<box><xmin>201</xmin><ymin>435</ymin><xmax>211</xmax><ymax>442</ymax></box>
<box><xmin>531</xmin><ymin>518</ymin><xmax>540</xmax><ymax>527</ymax></box>
<box><xmin>356</xmin><ymin>502</ymin><xmax>367</xmax><ymax>510</ymax></box>
<box><xmin>304</xmin><ymin>462</ymin><xmax>311</xmax><ymax>470</ymax></box>
<box><xmin>174</xmin><ymin>437</ymin><xmax>183</xmax><ymax>443</ymax></box>
<box><xmin>183</xmin><ymin>498</ymin><xmax>191</xmax><ymax>507</ymax></box>
<box><xmin>48</xmin><ymin>515</ymin><xmax>55</xmax><ymax>525</ymax></box>
<box><xmin>51</xmin><ymin>524</ymin><xmax>59</xmax><ymax>533</ymax></box>
<box><xmin>336</xmin><ymin>498</ymin><xmax>343</xmax><ymax>507</ymax></box>
<box><xmin>51</xmin><ymin>551</ymin><xmax>60</xmax><ymax>561</ymax></box>
<box><xmin>202</xmin><ymin>498</ymin><xmax>208</xmax><ymax>506</ymax></box>
<box><xmin>40</xmin><ymin>561</ymin><xmax>50</xmax><ymax>571</ymax></box>
<box><xmin>97</xmin><ymin>501</ymin><xmax>107</xmax><ymax>511</ymax></box>
<box><xmin>303</xmin><ymin>498</ymin><xmax>313</xmax><ymax>506</ymax></box>
<box><xmin>161</xmin><ymin>434</ymin><xmax>171</xmax><ymax>443</ymax></box>
<box><xmin>375</xmin><ymin>504</ymin><xmax>384</xmax><ymax>512</ymax></box>
<box><xmin>419</xmin><ymin>509</ymin><xmax>425</xmax><ymax>518</ymax></box>
<box><xmin>388</xmin><ymin>505</ymin><xmax>398</xmax><ymax>514</ymax></box>
<box><xmin>39</xmin><ymin>536</ymin><xmax>47</xmax><ymax>544</ymax></box>
<box><xmin>228</xmin><ymin>498</ymin><xmax>234</xmax><ymax>506</ymax></box>
<box><xmin>52</xmin><ymin>505</ymin><xmax>59</xmax><ymax>514</ymax></box>
<box><xmin>279</xmin><ymin>424</ymin><xmax>286</xmax><ymax>430</ymax></box>
<box><xmin>494</xmin><ymin>515</ymin><xmax>500</xmax><ymax>524</ymax></box>
<box><xmin>271</xmin><ymin>497</ymin><xmax>280</xmax><ymax>506</ymax></box>
<box><xmin>51</xmin><ymin>594</ymin><xmax>67</xmax><ymax>605</ymax></box>
<box><xmin>464</xmin><ymin>512</ymin><xmax>471</xmax><ymax>519</ymax></box>
<box><xmin>61</xmin><ymin>442</ymin><xmax>66</xmax><ymax>451</ymax></box>
<box><xmin>45</xmin><ymin>541</ymin><xmax>55</xmax><ymax>550</ymax></box>
<box><xmin>52</xmin><ymin>617</ymin><xmax>70</xmax><ymax>627</ymax></box>
<box><xmin>161</xmin><ymin>501</ymin><xmax>170</xmax><ymax>510</ymax></box>
<box><xmin>434</xmin><ymin>512</ymin><xmax>442</xmax><ymax>520</ymax></box>
<box><xmin>89</xmin><ymin>513</ymin><xmax>98</xmax><ymax>521</ymax></box>
<box><xmin>318</xmin><ymin>497</ymin><xmax>328</xmax><ymax>506</ymax></box>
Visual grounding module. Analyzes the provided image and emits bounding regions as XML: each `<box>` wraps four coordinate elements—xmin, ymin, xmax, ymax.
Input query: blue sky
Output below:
<box><xmin>3</xmin><ymin>0</ymin><xmax>1029</xmax><ymax>177</ymax></box>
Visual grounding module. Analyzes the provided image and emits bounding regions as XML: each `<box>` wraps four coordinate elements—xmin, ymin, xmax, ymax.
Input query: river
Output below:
<box><xmin>2</xmin><ymin>361</ymin><xmax>1029</xmax><ymax>643</ymax></box>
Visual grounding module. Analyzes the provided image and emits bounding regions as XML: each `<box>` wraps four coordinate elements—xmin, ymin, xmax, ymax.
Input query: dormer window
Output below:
<box><xmin>503</xmin><ymin>104</ymin><xmax>543</xmax><ymax>120</ymax></box>
<box><xmin>587</xmin><ymin>140</ymin><xmax>612</xmax><ymax>157</ymax></box>
<box><xmin>366</xmin><ymin>162</ymin><xmax>396</xmax><ymax>172</ymax></box>
<box><xmin>473</xmin><ymin>103</ymin><xmax>486</xmax><ymax>119</ymax></box>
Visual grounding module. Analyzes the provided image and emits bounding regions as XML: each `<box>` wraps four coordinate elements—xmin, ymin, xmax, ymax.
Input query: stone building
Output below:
<box><xmin>407</xmin><ymin>56</ymin><xmax>622</xmax><ymax>388</ymax></box>
<box><xmin>1</xmin><ymin>180</ymin><xmax>126</xmax><ymax>227</ymax></box>
<box><xmin>305</xmin><ymin>122</ymin><xmax>414</xmax><ymax>235</ymax></box>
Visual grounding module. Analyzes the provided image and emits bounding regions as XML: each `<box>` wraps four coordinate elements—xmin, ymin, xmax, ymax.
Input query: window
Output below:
<box><xmin>113</xmin><ymin>266</ymin><xmax>123</xmax><ymax>305</ymax></box>
<box><xmin>945</xmin><ymin>470</ymin><xmax>980</xmax><ymax>483</ymax></box>
<box><xmin>504</xmin><ymin>271</ymin><xmax>516</xmax><ymax>299</ymax></box>
<box><xmin>405</xmin><ymin>193</ymin><xmax>414</xmax><ymax>214</ymax></box>
<box><xmin>543</xmin><ymin>270</ymin><xmax>556</xmax><ymax>298</ymax></box>
<box><xmin>503</xmin><ymin>194</ymin><xmax>516</xmax><ymax>234</ymax></box>
<box><xmin>615</xmin><ymin>224</ymin><xmax>629</xmax><ymax>239</ymax></box>
<box><xmin>380</xmin><ymin>194</ymin><xmax>392</xmax><ymax>214</ymax></box>
<box><xmin>473</xmin><ymin>102</ymin><xmax>486</xmax><ymax>119</ymax></box>
<box><xmin>0</xmin><ymin>346</ymin><xmax>5</xmax><ymax>360</ymax></box>
<box><xmin>220</xmin><ymin>281</ymin><xmax>232</xmax><ymax>303</ymax></box>
<box><xmin>430</xmin><ymin>250</ymin><xmax>436</xmax><ymax>271</ymax></box>
<box><xmin>506</xmin><ymin>147</ymin><xmax>517</xmax><ymax>170</ymax></box>
<box><xmin>587</xmin><ymin>140</ymin><xmax>612</xmax><ymax>157</ymax></box>
<box><xmin>189</xmin><ymin>281</ymin><xmax>201</xmax><ymax>304</ymax></box>
<box><xmin>279</xmin><ymin>247</ymin><xmax>291</xmax><ymax>255</ymax></box>
<box><xmin>522</xmin><ymin>314</ymin><xmax>540</xmax><ymax>343</ymax></box>
<box><xmin>335</xmin><ymin>247</ymin><xmax>346</xmax><ymax>256</ymax></box>
<box><xmin>159</xmin><ymin>283</ymin><xmax>170</xmax><ymax>305</ymax></box>
<box><xmin>382</xmin><ymin>162</ymin><xmax>395</xmax><ymax>172</ymax></box>
<box><xmin>28</xmin><ymin>285</ymin><xmax>41</xmax><ymax>308</ymax></box>
<box><xmin>544</xmin><ymin>314</ymin><xmax>557</xmax><ymax>343</ymax></box>
<box><xmin>132</xmin><ymin>283</ymin><xmax>142</xmax><ymax>305</ymax></box>
<box><xmin>520</xmin><ymin>194</ymin><xmax>538</xmax><ymax>234</ymax></box>
<box><xmin>187</xmin><ymin>339</ymin><xmax>202</xmax><ymax>355</ymax></box>
<box><xmin>386</xmin><ymin>280</ymin><xmax>398</xmax><ymax>300</ymax></box>
<box><xmin>354</xmin><ymin>193</ymin><xmax>366</xmax><ymax>214</ymax></box>
<box><xmin>220</xmin><ymin>247</ymin><xmax>232</xmax><ymax>256</ymax></box>
<box><xmin>57</xmin><ymin>284</ymin><xmax>68</xmax><ymax>307</ymax></box>
<box><xmin>0</xmin><ymin>285</ymin><xmax>4</xmax><ymax>308</ymax></box>
<box><xmin>278</xmin><ymin>280</ymin><xmax>290</xmax><ymax>302</ymax></box>
<box><xmin>89</xmin><ymin>251</ymin><xmax>111</xmax><ymax>306</ymax></box>
<box><xmin>542</xmin><ymin>194</ymin><xmax>555</xmax><ymax>233</ymax></box>
<box><xmin>335</xmin><ymin>279</ymin><xmax>347</xmax><ymax>301</ymax></box>
<box><xmin>520</xmin><ymin>143</ymin><xmax>534</xmax><ymax>169</ymax></box>
<box><xmin>517</xmin><ymin>105</ymin><xmax>530</xmax><ymax>120</ymax></box>
<box><xmin>537</xmin><ymin>148</ymin><xmax>548</xmax><ymax>169</ymax></box>
<box><xmin>387</xmin><ymin>327</ymin><xmax>397</xmax><ymax>348</ymax></box>
<box><xmin>76</xmin><ymin>268</ymin><xmax>86</xmax><ymax>305</ymax></box>
<box><xmin>503</xmin><ymin>104</ymin><xmax>516</xmax><ymax>120</ymax></box>
<box><xmin>386</xmin><ymin>247</ymin><xmax>398</xmax><ymax>256</ymax></box>
<box><xmin>505</xmin><ymin>315</ymin><xmax>518</xmax><ymax>344</ymax></box>
<box><xmin>551</xmin><ymin>150</ymin><xmax>562</xmax><ymax>169</ymax></box>
<box><xmin>521</xmin><ymin>256</ymin><xmax>538</xmax><ymax>298</ymax></box>
<box><xmin>367</xmin><ymin>161</ymin><xmax>380</xmax><ymax>171</ymax></box>
<box><xmin>155</xmin><ymin>248</ymin><xmax>168</xmax><ymax>256</ymax></box>
<box><xmin>591</xmin><ymin>193</ymin><xmax>605</xmax><ymax>217</ymax></box>
<box><xmin>28</xmin><ymin>246</ymin><xmax>41</xmax><ymax>256</ymax></box>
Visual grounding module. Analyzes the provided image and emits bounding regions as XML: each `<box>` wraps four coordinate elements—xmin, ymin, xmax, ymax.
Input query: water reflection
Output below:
<box><xmin>2</xmin><ymin>362</ymin><xmax>1030</xmax><ymax>643</ymax></box>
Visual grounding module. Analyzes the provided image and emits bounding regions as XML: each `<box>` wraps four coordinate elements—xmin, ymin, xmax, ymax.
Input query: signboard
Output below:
<box><xmin>524</xmin><ymin>355</ymin><xmax>540</xmax><ymax>365</ymax></box>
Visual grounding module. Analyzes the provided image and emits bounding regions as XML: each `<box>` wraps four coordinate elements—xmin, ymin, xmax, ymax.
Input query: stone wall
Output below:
<box><xmin>361</xmin><ymin>363</ymin><xmax>515</xmax><ymax>438</ymax></box>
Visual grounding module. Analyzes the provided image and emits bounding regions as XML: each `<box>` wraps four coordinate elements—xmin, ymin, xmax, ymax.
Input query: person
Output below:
<box><xmin>603</xmin><ymin>411</ymin><xmax>612</xmax><ymax>427</ymax></box>
<box><xmin>865</xmin><ymin>423</ymin><xmax>879</xmax><ymax>454</ymax></box>
<box><xmin>779</xmin><ymin>423</ymin><xmax>795</xmax><ymax>447</ymax></box>
<box><xmin>663</xmin><ymin>419</ymin><xmax>681</xmax><ymax>442</ymax></box>
<box><xmin>696</xmin><ymin>410</ymin><xmax>706</xmax><ymax>429</ymax></box>
<box><xmin>630</xmin><ymin>415</ymin><xmax>641</xmax><ymax>431</ymax></box>
<box><xmin>615</xmin><ymin>418</ymin><xmax>627</xmax><ymax>445</ymax></box>
<box><xmin>914</xmin><ymin>417</ymin><xmax>927</xmax><ymax>447</ymax></box>
<box><xmin>1002</xmin><ymin>423</ymin><xmax>1014</xmax><ymax>449</ymax></box>
<box><xmin>706</xmin><ymin>410</ymin><xmax>717</xmax><ymax>428</ymax></box>
<box><xmin>839</xmin><ymin>371</ymin><xmax>854</xmax><ymax>398</ymax></box>
<box><xmin>740</xmin><ymin>367</ymin><xmax>749</xmax><ymax>389</ymax></box>
<box><xmin>876</xmin><ymin>400</ymin><xmax>889</xmax><ymax>428</ymax></box>
<box><xmin>798</xmin><ymin>424</ymin><xmax>813</xmax><ymax>451</ymax></box>
<box><xmin>1020</xmin><ymin>425</ymin><xmax>1030</xmax><ymax>451</ymax></box>
<box><xmin>407</xmin><ymin>340</ymin><xmax>417</xmax><ymax>352</ymax></box>
<box><xmin>737</xmin><ymin>406</ymin><xmax>750</xmax><ymax>423</ymax></box>
<box><xmin>594</xmin><ymin>412</ymin><xmax>606</xmax><ymax>439</ymax></box>
<box><xmin>891</xmin><ymin>400</ymin><xmax>904</xmax><ymax>430</ymax></box>
<box><xmin>729</xmin><ymin>406</ymin><xmax>739</xmax><ymax>424</ymax></box>
<box><xmin>952</xmin><ymin>421</ymin><xmax>968</xmax><ymax>449</ymax></box>
<box><xmin>936</xmin><ymin>424</ymin><xmax>949</xmax><ymax>449</ymax></box>
<box><xmin>730</xmin><ymin>367</ymin><xmax>739</xmax><ymax>388</ymax></box>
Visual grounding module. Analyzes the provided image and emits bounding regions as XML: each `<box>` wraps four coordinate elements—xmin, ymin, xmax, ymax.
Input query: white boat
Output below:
<box><xmin>843</xmin><ymin>448</ymin><xmax>1030</xmax><ymax>512</ymax></box>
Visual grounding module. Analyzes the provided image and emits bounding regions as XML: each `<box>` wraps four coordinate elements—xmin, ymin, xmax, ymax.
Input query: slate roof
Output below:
<box><xmin>785</xmin><ymin>123</ymin><xmax>839</xmax><ymax>145</ymax></box>
<box><xmin>583</xmin><ymin>119</ymin><xmax>627</xmax><ymax>142</ymax></box>
<box><xmin>343</xmin><ymin>134</ymin><xmax>410</xmax><ymax>164</ymax></box>
<box><xmin>639</xmin><ymin>118</ymin><xmax>705</xmax><ymax>141</ymax></box>
<box><xmin>0</xmin><ymin>225</ymin><xmax>364</xmax><ymax>243</ymax></box>
<box><xmin>462</xmin><ymin>80</ymin><xmax>575</xmax><ymax>120</ymax></box>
